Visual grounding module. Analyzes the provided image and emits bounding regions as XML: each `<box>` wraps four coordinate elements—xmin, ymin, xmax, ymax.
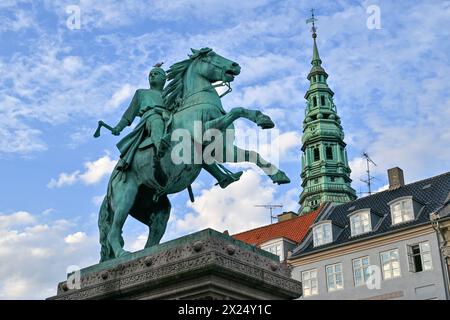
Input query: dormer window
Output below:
<box><xmin>349</xmin><ymin>210</ymin><xmax>371</xmax><ymax>236</ymax></box>
<box><xmin>313</xmin><ymin>222</ymin><xmax>332</xmax><ymax>247</ymax></box>
<box><xmin>389</xmin><ymin>197</ymin><xmax>415</xmax><ymax>225</ymax></box>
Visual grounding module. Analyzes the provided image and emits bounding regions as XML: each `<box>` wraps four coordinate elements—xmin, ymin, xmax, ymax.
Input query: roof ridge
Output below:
<box><xmin>343</xmin><ymin>170</ymin><xmax>450</xmax><ymax>205</ymax></box>
<box><xmin>232</xmin><ymin>206</ymin><xmax>322</xmax><ymax>237</ymax></box>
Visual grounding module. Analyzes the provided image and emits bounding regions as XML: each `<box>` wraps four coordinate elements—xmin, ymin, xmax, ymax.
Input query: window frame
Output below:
<box><xmin>349</xmin><ymin>209</ymin><xmax>372</xmax><ymax>236</ymax></box>
<box><xmin>352</xmin><ymin>256</ymin><xmax>370</xmax><ymax>287</ymax></box>
<box><xmin>301</xmin><ymin>269</ymin><xmax>319</xmax><ymax>297</ymax></box>
<box><xmin>313</xmin><ymin>147</ymin><xmax>320</xmax><ymax>161</ymax></box>
<box><xmin>407</xmin><ymin>241</ymin><xmax>433</xmax><ymax>273</ymax></box>
<box><xmin>312</xmin><ymin>222</ymin><xmax>333</xmax><ymax>247</ymax></box>
<box><xmin>325</xmin><ymin>145</ymin><xmax>333</xmax><ymax>160</ymax></box>
<box><xmin>388</xmin><ymin>197</ymin><xmax>415</xmax><ymax>225</ymax></box>
<box><xmin>326</xmin><ymin>263</ymin><xmax>344</xmax><ymax>292</ymax></box>
<box><xmin>261</xmin><ymin>241</ymin><xmax>283</xmax><ymax>261</ymax></box>
<box><xmin>380</xmin><ymin>248</ymin><xmax>401</xmax><ymax>280</ymax></box>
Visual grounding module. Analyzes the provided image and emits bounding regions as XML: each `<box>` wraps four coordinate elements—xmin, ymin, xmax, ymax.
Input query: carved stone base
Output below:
<box><xmin>47</xmin><ymin>229</ymin><xmax>302</xmax><ymax>300</ymax></box>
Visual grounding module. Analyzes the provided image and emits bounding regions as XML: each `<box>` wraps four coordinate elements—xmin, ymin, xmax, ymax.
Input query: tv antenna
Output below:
<box><xmin>360</xmin><ymin>152</ymin><xmax>377</xmax><ymax>195</ymax></box>
<box><xmin>254</xmin><ymin>204</ymin><xmax>283</xmax><ymax>224</ymax></box>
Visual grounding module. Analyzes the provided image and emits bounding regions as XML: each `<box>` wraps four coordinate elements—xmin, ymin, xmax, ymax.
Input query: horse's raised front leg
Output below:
<box><xmin>145</xmin><ymin>195</ymin><xmax>171</xmax><ymax>248</ymax></box>
<box><xmin>107</xmin><ymin>175</ymin><xmax>138</xmax><ymax>258</ymax></box>
<box><xmin>224</xmin><ymin>145</ymin><xmax>290</xmax><ymax>185</ymax></box>
<box><xmin>204</xmin><ymin>107</ymin><xmax>274</xmax><ymax>132</ymax></box>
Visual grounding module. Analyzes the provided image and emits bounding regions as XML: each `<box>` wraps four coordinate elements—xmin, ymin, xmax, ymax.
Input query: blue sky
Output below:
<box><xmin>1</xmin><ymin>0</ymin><xmax>449</xmax><ymax>299</ymax></box>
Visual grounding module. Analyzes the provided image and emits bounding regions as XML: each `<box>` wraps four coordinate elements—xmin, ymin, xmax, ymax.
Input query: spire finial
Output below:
<box><xmin>306</xmin><ymin>9</ymin><xmax>321</xmax><ymax>66</ymax></box>
<box><xmin>306</xmin><ymin>8</ymin><xmax>318</xmax><ymax>39</ymax></box>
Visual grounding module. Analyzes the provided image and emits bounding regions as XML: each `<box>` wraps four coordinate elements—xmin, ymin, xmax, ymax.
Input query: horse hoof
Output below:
<box><xmin>217</xmin><ymin>171</ymin><xmax>243</xmax><ymax>188</ymax></box>
<box><xmin>256</xmin><ymin>114</ymin><xmax>275</xmax><ymax>129</ymax></box>
<box><xmin>270</xmin><ymin>171</ymin><xmax>291</xmax><ymax>185</ymax></box>
<box><xmin>116</xmin><ymin>249</ymin><xmax>131</xmax><ymax>258</ymax></box>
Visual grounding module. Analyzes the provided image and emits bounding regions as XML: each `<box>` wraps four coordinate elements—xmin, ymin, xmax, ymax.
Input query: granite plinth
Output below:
<box><xmin>47</xmin><ymin>229</ymin><xmax>302</xmax><ymax>300</ymax></box>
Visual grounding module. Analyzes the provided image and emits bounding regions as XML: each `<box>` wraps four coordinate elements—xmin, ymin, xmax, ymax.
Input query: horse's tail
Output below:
<box><xmin>98</xmin><ymin>171</ymin><xmax>118</xmax><ymax>262</ymax></box>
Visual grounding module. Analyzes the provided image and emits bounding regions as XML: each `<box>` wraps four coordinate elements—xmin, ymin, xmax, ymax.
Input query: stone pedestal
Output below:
<box><xmin>47</xmin><ymin>229</ymin><xmax>302</xmax><ymax>300</ymax></box>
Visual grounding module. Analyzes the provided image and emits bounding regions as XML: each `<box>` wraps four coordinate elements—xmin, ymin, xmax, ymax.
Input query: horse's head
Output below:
<box><xmin>190</xmin><ymin>48</ymin><xmax>241</xmax><ymax>83</ymax></box>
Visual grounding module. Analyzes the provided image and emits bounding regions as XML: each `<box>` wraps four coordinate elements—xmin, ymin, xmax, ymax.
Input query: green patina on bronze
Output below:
<box><xmin>95</xmin><ymin>48</ymin><xmax>291</xmax><ymax>262</ymax></box>
<box><xmin>298</xmin><ymin>25</ymin><xmax>356</xmax><ymax>214</ymax></box>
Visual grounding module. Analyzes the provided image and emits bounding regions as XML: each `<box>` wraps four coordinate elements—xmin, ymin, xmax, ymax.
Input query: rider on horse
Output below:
<box><xmin>111</xmin><ymin>63</ymin><xmax>242</xmax><ymax>188</ymax></box>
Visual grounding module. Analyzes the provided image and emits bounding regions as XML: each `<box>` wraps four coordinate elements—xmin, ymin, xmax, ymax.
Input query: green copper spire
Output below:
<box><xmin>299</xmin><ymin>11</ymin><xmax>356</xmax><ymax>214</ymax></box>
<box><xmin>312</xmin><ymin>33</ymin><xmax>321</xmax><ymax>65</ymax></box>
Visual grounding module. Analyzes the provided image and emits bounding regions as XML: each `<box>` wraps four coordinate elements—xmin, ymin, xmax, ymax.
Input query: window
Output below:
<box><xmin>302</xmin><ymin>269</ymin><xmax>318</xmax><ymax>297</ymax></box>
<box><xmin>330</xmin><ymin>177</ymin><xmax>335</xmax><ymax>182</ymax></box>
<box><xmin>326</xmin><ymin>146</ymin><xmax>333</xmax><ymax>160</ymax></box>
<box><xmin>380</xmin><ymin>249</ymin><xmax>401</xmax><ymax>280</ymax></box>
<box><xmin>350</xmin><ymin>210</ymin><xmax>372</xmax><ymax>236</ymax></box>
<box><xmin>313</xmin><ymin>96</ymin><xmax>317</xmax><ymax>107</ymax></box>
<box><xmin>313</xmin><ymin>223</ymin><xmax>332</xmax><ymax>247</ymax></box>
<box><xmin>313</xmin><ymin>147</ymin><xmax>320</xmax><ymax>161</ymax></box>
<box><xmin>262</xmin><ymin>243</ymin><xmax>282</xmax><ymax>259</ymax></box>
<box><xmin>390</xmin><ymin>198</ymin><xmax>414</xmax><ymax>224</ymax></box>
<box><xmin>326</xmin><ymin>263</ymin><xmax>344</xmax><ymax>292</ymax></box>
<box><xmin>408</xmin><ymin>241</ymin><xmax>432</xmax><ymax>272</ymax></box>
<box><xmin>353</xmin><ymin>256</ymin><xmax>370</xmax><ymax>286</ymax></box>
<box><xmin>321</xmin><ymin>95</ymin><xmax>325</xmax><ymax>106</ymax></box>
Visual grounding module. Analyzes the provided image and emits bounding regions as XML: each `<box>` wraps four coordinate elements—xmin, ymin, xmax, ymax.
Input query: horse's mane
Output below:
<box><xmin>162</xmin><ymin>58</ymin><xmax>192</xmax><ymax>111</ymax></box>
<box><xmin>163</xmin><ymin>48</ymin><xmax>213</xmax><ymax>111</ymax></box>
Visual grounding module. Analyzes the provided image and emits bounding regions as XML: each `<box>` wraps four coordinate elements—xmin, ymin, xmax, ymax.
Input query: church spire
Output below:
<box><xmin>299</xmin><ymin>10</ymin><xmax>356</xmax><ymax>215</ymax></box>
<box><xmin>309</xmin><ymin>9</ymin><xmax>322</xmax><ymax>66</ymax></box>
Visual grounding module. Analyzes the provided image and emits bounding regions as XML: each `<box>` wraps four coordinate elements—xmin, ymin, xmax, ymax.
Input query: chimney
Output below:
<box><xmin>388</xmin><ymin>167</ymin><xmax>405</xmax><ymax>190</ymax></box>
<box><xmin>277</xmin><ymin>211</ymin><xmax>298</xmax><ymax>222</ymax></box>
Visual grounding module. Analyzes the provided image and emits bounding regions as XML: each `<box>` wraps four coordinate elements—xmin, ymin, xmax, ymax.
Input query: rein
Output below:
<box><xmin>174</xmin><ymin>81</ymin><xmax>232</xmax><ymax>114</ymax></box>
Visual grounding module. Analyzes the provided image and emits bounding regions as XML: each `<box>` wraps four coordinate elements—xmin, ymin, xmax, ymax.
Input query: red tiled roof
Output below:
<box><xmin>232</xmin><ymin>206</ymin><xmax>322</xmax><ymax>246</ymax></box>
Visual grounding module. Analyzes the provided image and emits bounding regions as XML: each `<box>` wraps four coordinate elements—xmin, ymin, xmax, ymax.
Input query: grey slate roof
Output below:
<box><xmin>291</xmin><ymin>171</ymin><xmax>450</xmax><ymax>259</ymax></box>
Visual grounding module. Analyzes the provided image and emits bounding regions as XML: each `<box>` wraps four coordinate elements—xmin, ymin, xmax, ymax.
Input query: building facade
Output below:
<box><xmin>233</xmin><ymin>207</ymin><xmax>323</xmax><ymax>261</ymax></box>
<box><xmin>290</xmin><ymin>168</ymin><xmax>450</xmax><ymax>300</ymax></box>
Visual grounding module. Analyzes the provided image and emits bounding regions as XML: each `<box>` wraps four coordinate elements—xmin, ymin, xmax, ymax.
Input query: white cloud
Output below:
<box><xmin>62</xmin><ymin>56</ymin><xmax>83</xmax><ymax>73</ymax></box>
<box><xmin>79</xmin><ymin>154</ymin><xmax>116</xmax><ymax>185</ymax></box>
<box><xmin>0</xmin><ymin>276</ymin><xmax>29</xmax><ymax>299</ymax></box>
<box><xmin>47</xmin><ymin>171</ymin><xmax>80</xmax><ymax>188</ymax></box>
<box><xmin>167</xmin><ymin>169</ymin><xmax>298</xmax><ymax>237</ymax></box>
<box><xmin>0</xmin><ymin>211</ymin><xmax>36</xmax><ymax>228</ymax></box>
<box><xmin>68</xmin><ymin>126</ymin><xmax>95</xmax><ymax>149</ymax></box>
<box><xmin>47</xmin><ymin>154</ymin><xmax>117</xmax><ymax>188</ymax></box>
<box><xmin>64</xmin><ymin>231</ymin><xmax>87</xmax><ymax>244</ymax></box>
<box><xmin>108</xmin><ymin>84</ymin><xmax>134</xmax><ymax>108</ymax></box>
<box><xmin>128</xmin><ymin>233</ymin><xmax>147</xmax><ymax>252</ymax></box>
<box><xmin>0</xmin><ymin>212</ymin><xmax>98</xmax><ymax>299</ymax></box>
<box><xmin>30</xmin><ymin>247</ymin><xmax>53</xmax><ymax>258</ymax></box>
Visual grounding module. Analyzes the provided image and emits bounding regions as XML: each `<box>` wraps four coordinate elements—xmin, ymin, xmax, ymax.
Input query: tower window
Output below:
<box><xmin>313</xmin><ymin>148</ymin><xmax>320</xmax><ymax>161</ymax></box>
<box><xmin>326</xmin><ymin>146</ymin><xmax>333</xmax><ymax>160</ymax></box>
<box><xmin>313</xmin><ymin>96</ymin><xmax>317</xmax><ymax>107</ymax></box>
<box><xmin>321</xmin><ymin>95</ymin><xmax>325</xmax><ymax>106</ymax></box>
